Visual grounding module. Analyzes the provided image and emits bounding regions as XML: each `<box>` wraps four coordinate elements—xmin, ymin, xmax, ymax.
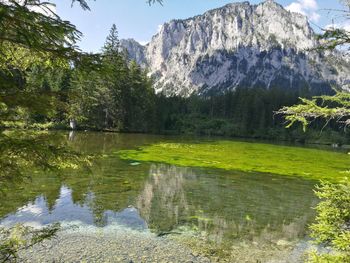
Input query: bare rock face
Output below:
<box><xmin>120</xmin><ymin>39</ymin><xmax>146</xmax><ymax>66</ymax></box>
<box><xmin>121</xmin><ymin>0</ymin><xmax>350</xmax><ymax>96</ymax></box>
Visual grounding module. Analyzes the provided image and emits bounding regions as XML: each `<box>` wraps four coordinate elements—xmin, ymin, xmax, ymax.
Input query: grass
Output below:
<box><xmin>118</xmin><ymin>140</ymin><xmax>350</xmax><ymax>182</ymax></box>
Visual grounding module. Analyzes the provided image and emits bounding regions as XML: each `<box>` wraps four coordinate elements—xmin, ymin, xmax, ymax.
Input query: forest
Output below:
<box><xmin>0</xmin><ymin>0</ymin><xmax>349</xmax><ymax>262</ymax></box>
<box><xmin>3</xmin><ymin>23</ymin><xmax>348</xmax><ymax>145</ymax></box>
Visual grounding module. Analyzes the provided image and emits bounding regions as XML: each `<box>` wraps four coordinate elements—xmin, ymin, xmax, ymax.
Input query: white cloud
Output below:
<box><xmin>157</xmin><ymin>24</ymin><xmax>163</xmax><ymax>33</ymax></box>
<box><xmin>138</xmin><ymin>41</ymin><xmax>149</xmax><ymax>46</ymax></box>
<box><xmin>325</xmin><ymin>22</ymin><xmax>350</xmax><ymax>32</ymax></box>
<box><xmin>285</xmin><ymin>0</ymin><xmax>320</xmax><ymax>23</ymax></box>
<box><xmin>309</xmin><ymin>12</ymin><xmax>320</xmax><ymax>23</ymax></box>
<box><xmin>300</xmin><ymin>0</ymin><xmax>317</xmax><ymax>9</ymax></box>
<box><xmin>286</xmin><ymin>2</ymin><xmax>306</xmax><ymax>16</ymax></box>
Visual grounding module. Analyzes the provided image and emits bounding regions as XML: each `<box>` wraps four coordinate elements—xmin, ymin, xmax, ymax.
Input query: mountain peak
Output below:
<box><xmin>259</xmin><ymin>0</ymin><xmax>293</xmax><ymax>15</ymax></box>
<box><xmin>121</xmin><ymin>1</ymin><xmax>350</xmax><ymax>96</ymax></box>
<box><xmin>261</xmin><ymin>0</ymin><xmax>282</xmax><ymax>7</ymax></box>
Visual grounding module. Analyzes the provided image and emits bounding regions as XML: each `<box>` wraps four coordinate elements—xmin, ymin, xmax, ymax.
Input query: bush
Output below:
<box><xmin>308</xmin><ymin>179</ymin><xmax>350</xmax><ymax>262</ymax></box>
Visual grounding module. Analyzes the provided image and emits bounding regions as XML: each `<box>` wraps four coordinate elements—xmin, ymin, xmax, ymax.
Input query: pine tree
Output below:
<box><xmin>99</xmin><ymin>24</ymin><xmax>128</xmax><ymax>130</ymax></box>
<box><xmin>102</xmin><ymin>24</ymin><xmax>120</xmax><ymax>57</ymax></box>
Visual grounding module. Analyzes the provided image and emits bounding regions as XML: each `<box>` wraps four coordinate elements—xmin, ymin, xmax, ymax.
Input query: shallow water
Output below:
<box><xmin>0</xmin><ymin>132</ymin><xmax>332</xmax><ymax>262</ymax></box>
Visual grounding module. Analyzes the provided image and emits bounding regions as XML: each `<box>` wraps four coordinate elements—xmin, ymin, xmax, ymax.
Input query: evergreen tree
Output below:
<box><xmin>102</xmin><ymin>24</ymin><xmax>120</xmax><ymax>57</ymax></box>
<box><xmin>101</xmin><ymin>24</ymin><xmax>128</xmax><ymax>130</ymax></box>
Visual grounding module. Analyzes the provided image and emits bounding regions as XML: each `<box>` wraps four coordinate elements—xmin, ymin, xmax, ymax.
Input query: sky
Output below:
<box><xmin>55</xmin><ymin>0</ymin><xmax>347</xmax><ymax>53</ymax></box>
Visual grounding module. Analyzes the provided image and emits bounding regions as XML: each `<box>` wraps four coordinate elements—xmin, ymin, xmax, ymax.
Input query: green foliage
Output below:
<box><xmin>119</xmin><ymin>140</ymin><xmax>350</xmax><ymax>181</ymax></box>
<box><xmin>0</xmin><ymin>1</ymin><xmax>83</xmax><ymax>71</ymax></box>
<box><xmin>0</xmin><ymin>0</ymin><xmax>101</xmax><ymax>133</ymax></box>
<box><xmin>0</xmin><ymin>1</ymin><xmax>160</xmax><ymax>262</ymax></box>
<box><xmin>0</xmin><ymin>0</ymin><xmax>95</xmax><ymax>188</ymax></box>
<box><xmin>150</xmin><ymin>87</ymin><xmax>347</xmax><ymax>143</ymax></box>
<box><xmin>19</xmin><ymin>65</ymin><xmax>346</xmax><ymax>142</ymax></box>
<box><xmin>277</xmin><ymin>36</ymin><xmax>350</xmax><ymax>261</ymax></box>
<box><xmin>313</xmin><ymin>1</ymin><xmax>350</xmax><ymax>53</ymax></box>
<box><xmin>277</xmin><ymin>92</ymin><xmax>350</xmax><ymax>131</ymax></box>
<box><xmin>2</xmin><ymin>2</ymin><xmax>343</xmax><ymax>143</ymax></box>
<box><xmin>0</xmin><ymin>223</ymin><xmax>60</xmax><ymax>263</ymax></box>
<box><xmin>307</xmin><ymin>251</ymin><xmax>350</xmax><ymax>263</ymax></box>
<box><xmin>102</xmin><ymin>24</ymin><xmax>120</xmax><ymax>56</ymax></box>
<box><xmin>68</xmin><ymin>24</ymin><xmax>156</xmax><ymax>132</ymax></box>
<box><xmin>278</xmin><ymin>1</ymin><xmax>350</xmax><ymax>256</ymax></box>
<box><xmin>0</xmin><ymin>131</ymin><xmax>91</xmax><ymax>186</ymax></box>
<box><xmin>307</xmin><ymin>180</ymin><xmax>350</xmax><ymax>262</ymax></box>
<box><xmin>317</xmin><ymin>28</ymin><xmax>350</xmax><ymax>52</ymax></box>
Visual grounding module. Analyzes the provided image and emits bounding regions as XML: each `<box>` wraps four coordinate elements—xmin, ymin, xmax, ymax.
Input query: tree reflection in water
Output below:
<box><xmin>0</xmin><ymin>132</ymin><xmax>320</xmax><ymax>261</ymax></box>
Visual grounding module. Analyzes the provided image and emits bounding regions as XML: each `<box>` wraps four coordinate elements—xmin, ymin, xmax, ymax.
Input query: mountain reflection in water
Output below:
<box><xmin>0</xmin><ymin>132</ymin><xmax>320</xmax><ymax>261</ymax></box>
<box><xmin>1</xmin><ymin>164</ymin><xmax>317</xmax><ymax>246</ymax></box>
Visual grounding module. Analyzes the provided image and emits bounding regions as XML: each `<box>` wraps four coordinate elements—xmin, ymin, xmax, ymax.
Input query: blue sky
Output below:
<box><xmin>55</xmin><ymin>0</ymin><xmax>347</xmax><ymax>53</ymax></box>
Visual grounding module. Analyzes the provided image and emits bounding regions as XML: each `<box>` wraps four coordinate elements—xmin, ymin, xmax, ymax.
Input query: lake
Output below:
<box><xmin>1</xmin><ymin>132</ymin><xmax>348</xmax><ymax>262</ymax></box>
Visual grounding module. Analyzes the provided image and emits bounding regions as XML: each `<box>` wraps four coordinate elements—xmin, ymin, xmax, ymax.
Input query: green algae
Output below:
<box><xmin>0</xmin><ymin>132</ymin><xmax>322</xmax><ymax>262</ymax></box>
<box><xmin>118</xmin><ymin>141</ymin><xmax>350</xmax><ymax>181</ymax></box>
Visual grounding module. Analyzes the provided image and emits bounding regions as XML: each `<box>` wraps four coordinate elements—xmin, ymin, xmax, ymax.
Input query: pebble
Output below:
<box><xmin>277</xmin><ymin>240</ymin><xmax>291</xmax><ymax>247</ymax></box>
<box><xmin>18</xmin><ymin>225</ymin><xmax>211</xmax><ymax>263</ymax></box>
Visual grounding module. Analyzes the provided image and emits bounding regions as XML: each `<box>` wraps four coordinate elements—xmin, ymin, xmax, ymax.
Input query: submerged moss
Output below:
<box><xmin>119</xmin><ymin>141</ymin><xmax>350</xmax><ymax>181</ymax></box>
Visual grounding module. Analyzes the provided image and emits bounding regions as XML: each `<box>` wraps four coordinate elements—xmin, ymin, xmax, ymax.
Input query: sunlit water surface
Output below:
<box><xmin>0</xmin><ymin>132</ymin><xmax>327</xmax><ymax>262</ymax></box>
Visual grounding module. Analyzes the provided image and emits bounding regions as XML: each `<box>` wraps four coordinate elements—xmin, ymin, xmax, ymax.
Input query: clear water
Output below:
<box><xmin>0</xmin><ymin>132</ymin><xmax>321</xmax><ymax>262</ymax></box>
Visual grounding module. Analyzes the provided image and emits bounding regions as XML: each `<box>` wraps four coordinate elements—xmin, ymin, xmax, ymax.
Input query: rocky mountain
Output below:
<box><xmin>120</xmin><ymin>39</ymin><xmax>146</xmax><ymax>65</ymax></box>
<box><xmin>121</xmin><ymin>0</ymin><xmax>350</xmax><ymax>96</ymax></box>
